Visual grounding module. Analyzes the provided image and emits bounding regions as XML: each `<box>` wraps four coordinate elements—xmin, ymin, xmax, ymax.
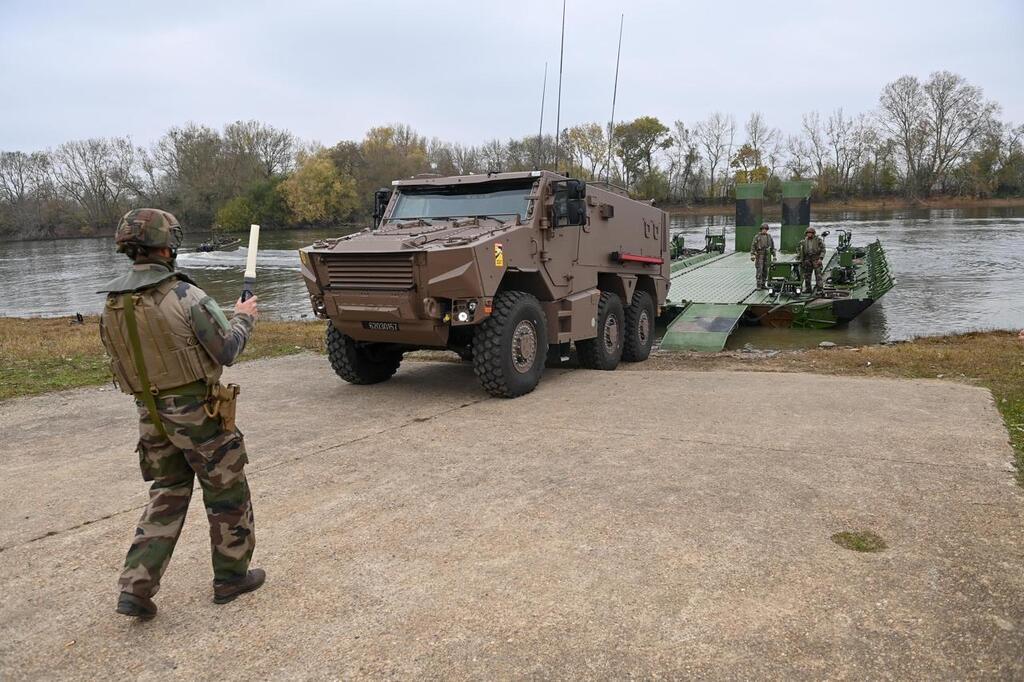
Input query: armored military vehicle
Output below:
<box><xmin>299</xmin><ymin>170</ymin><xmax>669</xmax><ymax>397</ymax></box>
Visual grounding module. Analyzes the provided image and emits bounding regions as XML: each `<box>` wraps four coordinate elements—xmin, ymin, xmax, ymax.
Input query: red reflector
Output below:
<box><xmin>616</xmin><ymin>252</ymin><xmax>663</xmax><ymax>265</ymax></box>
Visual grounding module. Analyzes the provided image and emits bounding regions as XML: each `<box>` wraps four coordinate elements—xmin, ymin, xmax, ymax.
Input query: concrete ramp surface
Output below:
<box><xmin>0</xmin><ymin>356</ymin><xmax>1020</xmax><ymax>678</ymax></box>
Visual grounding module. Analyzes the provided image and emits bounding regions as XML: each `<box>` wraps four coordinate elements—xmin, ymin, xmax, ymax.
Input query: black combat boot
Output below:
<box><xmin>213</xmin><ymin>568</ymin><xmax>266</xmax><ymax>604</ymax></box>
<box><xmin>116</xmin><ymin>592</ymin><xmax>157</xmax><ymax>620</ymax></box>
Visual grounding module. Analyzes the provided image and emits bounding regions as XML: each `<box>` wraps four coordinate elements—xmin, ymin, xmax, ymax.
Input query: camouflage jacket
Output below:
<box><xmin>750</xmin><ymin>232</ymin><xmax>775</xmax><ymax>255</ymax></box>
<box><xmin>99</xmin><ymin>263</ymin><xmax>253</xmax><ymax>393</ymax></box>
<box><xmin>797</xmin><ymin>236</ymin><xmax>825</xmax><ymax>261</ymax></box>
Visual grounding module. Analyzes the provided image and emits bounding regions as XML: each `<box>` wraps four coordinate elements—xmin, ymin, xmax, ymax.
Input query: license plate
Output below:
<box><xmin>362</xmin><ymin>321</ymin><xmax>400</xmax><ymax>331</ymax></box>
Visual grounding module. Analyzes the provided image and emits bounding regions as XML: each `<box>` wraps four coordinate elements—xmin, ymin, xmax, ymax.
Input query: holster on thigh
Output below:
<box><xmin>205</xmin><ymin>383</ymin><xmax>240</xmax><ymax>433</ymax></box>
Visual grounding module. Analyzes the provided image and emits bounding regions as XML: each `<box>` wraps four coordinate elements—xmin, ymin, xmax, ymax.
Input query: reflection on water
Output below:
<box><xmin>0</xmin><ymin>228</ymin><xmax>349</xmax><ymax>321</ymax></box>
<box><xmin>1</xmin><ymin>207</ymin><xmax>1022</xmax><ymax>349</ymax></box>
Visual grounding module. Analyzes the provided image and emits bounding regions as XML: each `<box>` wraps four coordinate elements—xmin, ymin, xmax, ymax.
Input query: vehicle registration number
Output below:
<box><xmin>362</xmin><ymin>321</ymin><xmax>400</xmax><ymax>331</ymax></box>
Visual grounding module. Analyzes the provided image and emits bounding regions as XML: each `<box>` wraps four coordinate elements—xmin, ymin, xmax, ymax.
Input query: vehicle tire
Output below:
<box><xmin>622</xmin><ymin>290</ymin><xmax>655</xmax><ymax>362</ymax></box>
<box><xmin>576</xmin><ymin>291</ymin><xmax>624</xmax><ymax>370</ymax></box>
<box><xmin>472</xmin><ymin>291</ymin><xmax>549</xmax><ymax>398</ymax></box>
<box><xmin>326</xmin><ymin>321</ymin><xmax>402</xmax><ymax>385</ymax></box>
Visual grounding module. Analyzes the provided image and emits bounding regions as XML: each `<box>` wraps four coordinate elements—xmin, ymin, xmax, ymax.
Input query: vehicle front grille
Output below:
<box><xmin>322</xmin><ymin>253</ymin><xmax>416</xmax><ymax>290</ymax></box>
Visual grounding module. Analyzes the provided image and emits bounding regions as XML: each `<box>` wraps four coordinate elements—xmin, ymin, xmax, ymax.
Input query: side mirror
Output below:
<box><xmin>551</xmin><ymin>179</ymin><xmax>587</xmax><ymax>227</ymax></box>
<box><xmin>372</xmin><ymin>188</ymin><xmax>393</xmax><ymax>227</ymax></box>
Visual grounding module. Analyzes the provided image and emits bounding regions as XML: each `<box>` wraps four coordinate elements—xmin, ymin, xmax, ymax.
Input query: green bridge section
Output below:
<box><xmin>660</xmin><ymin>303</ymin><xmax>749</xmax><ymax>352</ymax></box>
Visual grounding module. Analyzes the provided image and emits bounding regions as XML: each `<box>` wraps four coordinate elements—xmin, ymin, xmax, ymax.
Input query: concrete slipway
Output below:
<box><xmin>0</xmin><ymin>355</ymin><xmax>1020</xmax><ymax>678</ymax></box>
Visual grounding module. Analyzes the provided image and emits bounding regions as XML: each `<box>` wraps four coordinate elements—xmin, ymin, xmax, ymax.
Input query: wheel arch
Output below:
<box><xmin>633</xmin><ymin>275</ymin><xmax>658</xmax><ymax>307</ymax></box>
<box><xmin>596</xmin><ymin>272</ymin><xmax>637</xmax><ymax>306</ymax></box>
<box><xmin>495</xmin><ymin>270</ymin><xmax>553</xmax><ymax>301</ymax></box>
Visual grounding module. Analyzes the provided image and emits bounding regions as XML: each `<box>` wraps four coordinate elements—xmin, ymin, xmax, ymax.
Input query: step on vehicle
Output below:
<box><xmin>299</xmin><ymin>170</ymin><xmax>670</xmax><ymax>397</ymax></box>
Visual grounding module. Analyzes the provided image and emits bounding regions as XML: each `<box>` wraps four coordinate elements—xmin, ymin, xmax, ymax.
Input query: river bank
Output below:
<box><xmin>3</xmin><ymin>197</ymin><xmax>1024</xmax><ymax>243</ymax></box>
<box><xmin>662</xmin><ymin>195</ymin><xmax>1024</xmax><ymax>217</ymax></box>
<box><xmin>2</xmin><ymin>317</ymin><xmax>1019</xmax><ymax>482</ymax></box>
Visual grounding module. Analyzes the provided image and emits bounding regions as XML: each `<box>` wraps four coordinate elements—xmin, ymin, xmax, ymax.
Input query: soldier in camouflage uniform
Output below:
<box><xmin>797</xmin><ymin>226</ymin><xmax>826</xmax><ymax>293</ymax></box>
<box><xmin>98</xmin><ymin>208</ymin><xmax>265</xmax><ymax>620</ymax></box>
<box><xmin>749</xmin><ymin>222</ymin><xmax>776</xmax><ymax>289</ymax></box>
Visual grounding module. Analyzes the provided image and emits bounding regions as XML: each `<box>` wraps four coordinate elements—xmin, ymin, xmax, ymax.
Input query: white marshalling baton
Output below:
<box><xmin>241</xmin><ymin>224</ymin><xmax>260</xmax><ymax>301</ymax></box>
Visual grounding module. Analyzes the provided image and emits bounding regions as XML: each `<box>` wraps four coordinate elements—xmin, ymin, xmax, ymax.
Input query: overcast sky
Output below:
<box><xmin>2</xmin><ymin>0</ymin><xmax>1022</xmax><ymax>151</ymax></box>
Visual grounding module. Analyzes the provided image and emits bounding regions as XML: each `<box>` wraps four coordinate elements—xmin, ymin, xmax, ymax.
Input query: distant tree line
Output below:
<box><xmin>1</xmin><ymin>70</ymin><xmax>1022</xmax><ymax>241</ymax></box>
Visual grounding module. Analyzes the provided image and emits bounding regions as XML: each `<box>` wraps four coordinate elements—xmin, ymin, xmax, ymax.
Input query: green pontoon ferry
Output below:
<box><xmin>661</xmin><ymin>181</ymin><xmax>895</xmax><ymax>352</ymax></box>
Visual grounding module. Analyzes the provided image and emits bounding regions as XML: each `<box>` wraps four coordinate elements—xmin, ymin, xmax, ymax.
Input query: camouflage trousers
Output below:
<box><xmin>802</xmin><ymin>259</ymin><xmax>824</xmax><ymax>292</ymax></box>
<box><xmin>119</xmin><ymin>394</ymin><xmax>255</xmax><ymax>598</ymax></box>
<box><xmin>753</xmin><ymin>252</ymin><xmax>771</xmax><ymax>287</ymax></box>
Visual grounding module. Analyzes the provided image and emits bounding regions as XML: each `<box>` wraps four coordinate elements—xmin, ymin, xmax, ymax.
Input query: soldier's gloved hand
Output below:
<box><xmin>235</xmin><ymin>295</ymin><xmax>259</xmax><ymax>320</ymax></box>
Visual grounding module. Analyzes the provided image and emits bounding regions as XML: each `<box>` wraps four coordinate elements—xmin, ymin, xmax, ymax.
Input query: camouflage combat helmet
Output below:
<box><xmin>115</xmin><ymin>208</ymin><xmax>183</xmax><ymax>255</ymax></box>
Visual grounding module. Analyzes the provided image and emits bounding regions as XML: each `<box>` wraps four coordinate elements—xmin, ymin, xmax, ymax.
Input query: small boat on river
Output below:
<box><xmin>196</xmin><ymin>236</ymin><xmax>242</xmax><ymax>252</ymax></box>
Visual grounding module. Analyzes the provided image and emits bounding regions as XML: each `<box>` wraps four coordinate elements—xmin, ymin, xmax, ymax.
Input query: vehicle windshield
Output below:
<box><xmin>389</xmin><ymin>180</ymin><xmax>533</xmax><ymax>221</ymax></box>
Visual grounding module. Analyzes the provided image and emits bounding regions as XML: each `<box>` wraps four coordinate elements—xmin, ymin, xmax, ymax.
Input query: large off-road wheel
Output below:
<box><xmin>326</xmin><ymin>321</ymin><xmax>402</xmax><ymax>385</ymax></box>
<box><xmin>622</xmin><ymin>290</ymin><xmax>655</xmax><ymax>362</ymax></box>
<box><xmin>472</xmin><ymin>291</ymin><xmax>549</xmax><ymax>398</ymax></box>
<box><xmin>576</xmin><ymin>291</ymin><xmax>624</xmax><ymax>370</ymax></box>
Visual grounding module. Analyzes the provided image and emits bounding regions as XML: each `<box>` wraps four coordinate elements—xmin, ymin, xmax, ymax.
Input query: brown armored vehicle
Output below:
<box><xmin>299</xmin><ymin>170</ymin><xmax>669</xmax><ymax>397</ymax></box>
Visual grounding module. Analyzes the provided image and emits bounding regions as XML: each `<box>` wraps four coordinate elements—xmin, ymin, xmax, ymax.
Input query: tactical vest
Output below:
<box><xmin>101</xmin><ymin>277</ymin><xmax>222</xmax><ymax>395</ymax></box>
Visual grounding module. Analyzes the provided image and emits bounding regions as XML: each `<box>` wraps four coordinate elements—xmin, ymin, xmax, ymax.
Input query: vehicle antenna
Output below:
<box><xmin>554</xmin><ymin>0</ymin><xmax>566</xmax><ymax>173</ymax></box>
<box><xmin>536</xmin><ymin>61</ymin><xmax>548</xmax><ymax>169</ymax></box>
<box><xmin>606</xmin><ymin>13</ymin><xmax>624</xmax><ymax>183</ymax></box>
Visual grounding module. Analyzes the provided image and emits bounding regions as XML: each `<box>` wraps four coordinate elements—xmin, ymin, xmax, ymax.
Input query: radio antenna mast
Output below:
<box><xmin>605</xmin><ymin>13</ymin><xmax>624</xmax><ymax>183</ymax></box>
<box><xmin>536</xmin><ymin>62</ymin><xmax>548</xmax><ymax>169</ymax></box>
<box><xmin>554</xmin><ymin>0</ymin><xmax>566</xmax><ymax>172</ymax></box>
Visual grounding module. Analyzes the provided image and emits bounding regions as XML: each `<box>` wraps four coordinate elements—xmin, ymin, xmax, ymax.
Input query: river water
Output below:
<box><xmin>1</xmin><ymin>207</ymin><xmax>1021</xmax><ymax>349</ymax></box>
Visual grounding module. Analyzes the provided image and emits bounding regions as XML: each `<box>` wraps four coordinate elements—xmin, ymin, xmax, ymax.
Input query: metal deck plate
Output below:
<box><xmin>660</xmin><ymin>303</ymin><xmax>749</xmax><ymax>352</ymax></box>
<box><xmin>668</xmin><ymin>251</ymin><xmax>832</xmax><ymax>306</ymax></box>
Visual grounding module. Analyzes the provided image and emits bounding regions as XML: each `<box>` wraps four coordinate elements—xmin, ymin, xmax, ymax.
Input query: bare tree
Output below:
<box><xmin>448</xmin><ymin>143</ymin><xmax>482</xmax><ymax>175</ymax></box>
<box><xmin>745</xmin><ymin>113</ymin><xmax>781</xmax><ymax>169</ymax></box>
<box><xmin>694</xmin><ymin>112</ymin><xmax>735</xmax><ymax>199</ymax></box>
<box><xmin>0</xmin><ymin>151</ymin><xmax>48</xmax><ymax>205</ymax></box>
<box><xmin>49</xmin><ymin>138</ymin><xmax>137</xmax><ymax>228</ymax></box>
<box><xmin>922</xmin><ymin>71</ymin><xmax>999</xmax><ymax>192</ymax></box>
<box><xmin>222</xmin><ymin>120</ymin><xmax>296</xmax><ymax>190</ymax></box>
<box><xmin>784</xmin><ymin>135</ymin><xmax>812</xmax><ymax>178</ymax></box>
<box><xmin>479</xmin><ymin>139</ymin><xmax>506</xmax><ymax>172</ymax></box>
<box><xmin>801</xmin><ymin>111</ymin><xmax>829</xmax><ymax>182</ymax></box>
<box><xmin>667</xmin><ymin>120</ymin><xmax>699</xmax><ymax>202</ymax></box>
<box><xmin>878</xmin><ymin>72</ymin><xmax>996</xmax><ymax>196</ymax></box>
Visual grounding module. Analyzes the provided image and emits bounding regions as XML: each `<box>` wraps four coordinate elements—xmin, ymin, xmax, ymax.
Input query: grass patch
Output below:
<box><xmin>831</xmin><ymin>530</ymin><xmax>887</xmax><ymax>553</ymax></box>
<box><xmin>0</xmin><ymin>316</ymin><xmax>327</xmax><ymax>401</ymax></box>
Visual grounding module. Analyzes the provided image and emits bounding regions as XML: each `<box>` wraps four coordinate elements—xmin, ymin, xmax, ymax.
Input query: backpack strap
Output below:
<box><xmin>121</xmin><ymin>293</ymin><xmax>169</xmax><ymax>439</ymax></box>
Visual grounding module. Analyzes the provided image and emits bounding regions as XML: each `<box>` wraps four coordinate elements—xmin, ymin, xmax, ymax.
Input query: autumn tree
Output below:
<box><xmin>613</xmin><ymin>116</ymin><xmax>672</xmax><ymax>189</ymax></box>
<box><xmin>280</xmin><ymin>150</ymin><xmax>359</xmax><ymax>225</ymax></box>
<box><xmin>563</xmin><ymin>123</ymin><xmax>608</xmax><ymax>179</ymax></box>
